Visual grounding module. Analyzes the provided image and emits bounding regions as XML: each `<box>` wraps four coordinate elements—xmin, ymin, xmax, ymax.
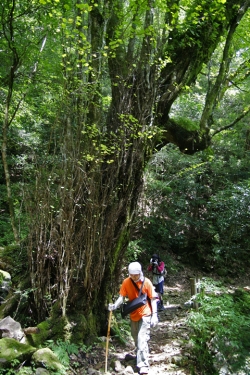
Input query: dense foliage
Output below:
<box><xmin>136</xmin><ymin>131</ymin><xmax>250</xmax><ymax>273</ymax></box>
<box><xmin>188</xmin><ymin>280</ymin><xmax>250</xmax><ymax>374</ymax></box>
<box><xmin>130</xmin><ymin>19</ymin><xmax>250</xmax><ymax>272</ymax></box>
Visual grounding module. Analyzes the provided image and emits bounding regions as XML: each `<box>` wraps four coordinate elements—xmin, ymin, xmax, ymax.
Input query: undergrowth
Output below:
<box><xmin>0</xmin><ymin>340</ymin><xmax>93</xmax><ymax>375</ymax></box>
<box><xmin>187</xmin><ymin>278</ymin><xmax>250</xmax><ymax>375</ymax></box>
<box><xmin>46</xmin><ymin>339</ymin><xmax>79</xmax><ymax>367</ymax></box>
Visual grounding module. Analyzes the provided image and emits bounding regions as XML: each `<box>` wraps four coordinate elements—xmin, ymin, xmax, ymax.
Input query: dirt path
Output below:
<box><xmin>109</xmin><ymin>272</ymin><xmax>194</xmax><ymax>375</ymax></box>
<box><xmin>69</xmin><ymin>268</ymin><xmax>250</xmax><ymax>375</ymax></box>
<box><xmin>69</xmin><ymin>270</ymin><xmax>195</xmax><ymax>375</ymax></box>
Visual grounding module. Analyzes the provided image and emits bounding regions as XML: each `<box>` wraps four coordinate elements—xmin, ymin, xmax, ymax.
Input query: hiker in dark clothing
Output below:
<box><xmin>148</xmin><ymin>254</ymin><xmax>165</xmax><ymax>311</ymax></box>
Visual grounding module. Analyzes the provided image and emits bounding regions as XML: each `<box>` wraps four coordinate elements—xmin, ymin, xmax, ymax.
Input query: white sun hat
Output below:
<box><xmin>128</xmin><ymin>261</ymin><xmax>142</xmax><ymax>274</ymax></box>
<box><xmin>128</xmin><ymin>262</ymin><xmax>144</xmax><ymax>281</ymax></box>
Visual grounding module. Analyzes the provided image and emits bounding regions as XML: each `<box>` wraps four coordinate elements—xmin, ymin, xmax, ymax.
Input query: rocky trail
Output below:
<box><xmin>1</xmin><ymin>264</ymin><xmax>249</xmax><ymax>374</ymax></box>
<box><xmin>67</xmin><ymin>267</ymin><xmax>250</xmax><ymax>375</ymax></box>
<box><xmin>68</xmin><ymin>270</ymin><xmax>199</xmax><ymax>375</ymax></box>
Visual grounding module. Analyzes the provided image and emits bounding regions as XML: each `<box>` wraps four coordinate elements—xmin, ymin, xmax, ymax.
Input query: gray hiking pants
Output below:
<box><xmin>130</xmin><ymin>315</ymin><xmax>151</xmax><ymax>369</ymax></box>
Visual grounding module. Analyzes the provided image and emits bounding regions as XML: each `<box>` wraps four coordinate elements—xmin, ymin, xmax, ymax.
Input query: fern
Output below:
<box><xmin>46</xmin><ymin>339</ymin><xmax>78</xmax><ymax>367</ymax></box>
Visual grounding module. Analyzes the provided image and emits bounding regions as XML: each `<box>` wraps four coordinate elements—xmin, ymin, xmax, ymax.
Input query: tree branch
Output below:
<box><xmin>212</xmin><ymin>105</ymin><xmax>250</xmax><ymax>137</ymax></box>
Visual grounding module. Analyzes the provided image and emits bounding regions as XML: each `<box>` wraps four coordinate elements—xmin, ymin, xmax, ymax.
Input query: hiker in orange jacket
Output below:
<box><xmin>108</xmin><ymin>261</ymin><xmax>158</xmax><ymax>375</ymax></box>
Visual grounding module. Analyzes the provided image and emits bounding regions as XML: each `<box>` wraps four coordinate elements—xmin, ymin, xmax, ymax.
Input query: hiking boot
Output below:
<box><xmin>157</xmin><ymin>304</ymin><xmax>164</xmax><ymax>312</ymax></box>
<box><xmin>125</xmin><ymin>353</ymin><xmax>136</xmax><ymax>361</ymax></box>
<box><xmin>139</xmin><ymin>366</ymin><xmax>149</xmax><ymax>374</ymax></box>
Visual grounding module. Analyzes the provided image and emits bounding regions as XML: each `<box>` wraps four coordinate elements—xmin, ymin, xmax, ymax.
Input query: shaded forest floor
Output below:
<box><xmin>68</xmin><ymin>265</ymin><xmax>250</xmax><ymax>375</ymax></box>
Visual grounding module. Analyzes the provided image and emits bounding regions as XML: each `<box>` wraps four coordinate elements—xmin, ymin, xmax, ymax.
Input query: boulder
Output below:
<box><xmin>0</xmin><ymin>337</ymin><xmax>36</xmax><ymax>368</ymax></box>
<box><xmin>0</xmin><ymin>315</ymin><xmax>25</xmax><ymax>342</ymax></box>
<box><xmin>16</xmin><ymin>367</ymin><xmax>34</xmax><ymax>375</ymax></box>
<box><xmin>31</xmin><ymin>348</ymin><xmax>65</xmax><ymax>372</ymax></box>
<box><xmin>35</xmin><ymin>369</ymin><xmax>50</xmax><ymax>375</ymax></box>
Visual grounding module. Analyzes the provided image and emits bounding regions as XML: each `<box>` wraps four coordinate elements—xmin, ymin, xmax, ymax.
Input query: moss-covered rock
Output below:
<box><xmin>31</xmin><ymin>348</ymin><xmax>65</xmax><ymax>372</ymax></box>
<box><xmin>0</xmin><ymin>337</ymin><xmax>36</xmax><ymax>368</ymax></box>
<box><xmin>25</xmin><ymin>320</ymin><xmax>51</xmax><ymax>348</ymax></box>
<box><xmin>34</xmin><ymin>368</ymin><xmax>50</xmax><ymax>375</ymax></box>
<box><xmin>25</xmin><ymin>312</ymin><xmax>98</xmax><ymax>348</ymax></box>
<box><xmin>16</xmin><ymin>367</ymin><xmax>34</xmax><ymax>374</ymax></box>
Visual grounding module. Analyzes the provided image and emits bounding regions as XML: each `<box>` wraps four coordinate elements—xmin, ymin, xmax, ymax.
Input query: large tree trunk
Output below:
<box><xmin>23</xmin><ymin>0</ymin><xmax>250</xmax><ymax>339</ymax></box>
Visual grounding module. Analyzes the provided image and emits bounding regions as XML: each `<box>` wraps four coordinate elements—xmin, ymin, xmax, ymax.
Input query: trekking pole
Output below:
<box><xmin>105</xmin><ymin>309</ymin><xmax>112</xmax><ymax>373</ymax></box>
